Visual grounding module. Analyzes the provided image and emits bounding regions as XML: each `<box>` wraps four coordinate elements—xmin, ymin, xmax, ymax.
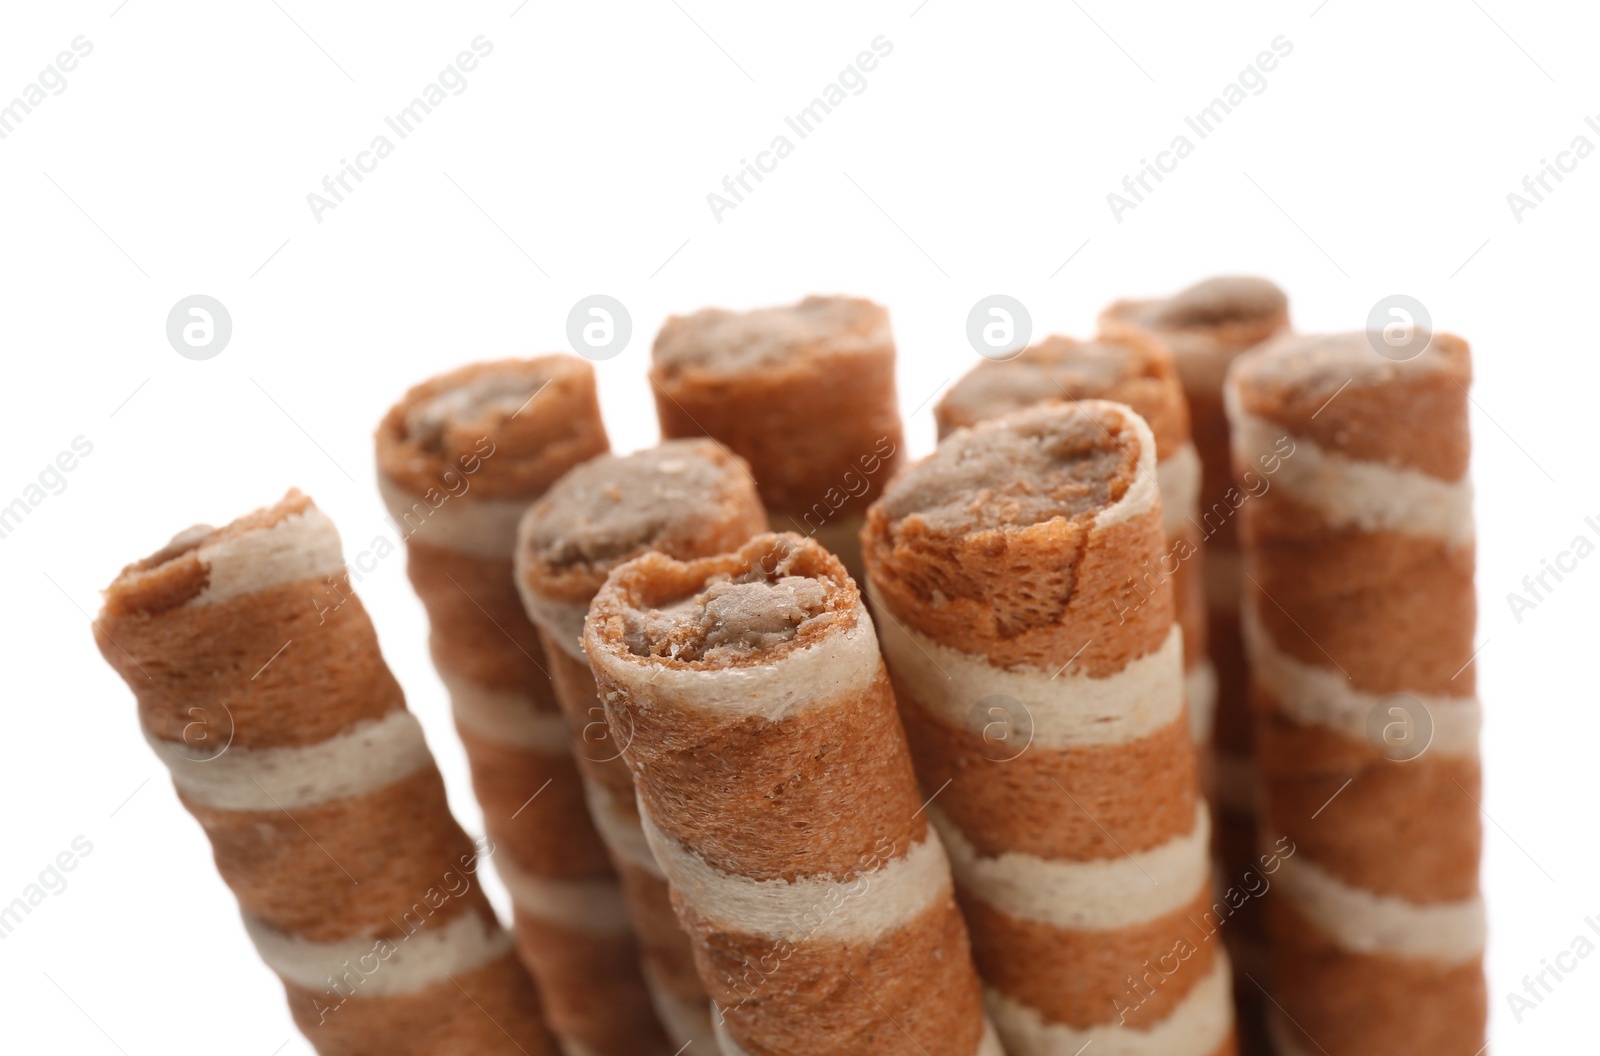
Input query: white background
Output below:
<box><xmin>0</xmin><ymin>1</ymin><xmax>1593</xmax><ymax>1051</ymax></box>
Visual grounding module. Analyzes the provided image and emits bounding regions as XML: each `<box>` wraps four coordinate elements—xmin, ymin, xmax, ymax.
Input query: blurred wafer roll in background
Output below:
<box><xmin>935</xmin><ymin>333</ymin><xmax>1216</xmax><ymax>758</ymax></box>
<box><xmin>650</xmin><ymin>295</ymin><xmax>905</xmax><ymax>581</ymax></box>
<box><xmin>585</xmin><ymin>533</ymin><xmax>999</xmax><ymax>1056</ymax></box>
<box><xmin>864</xmin><ymin>402</ymin><xmax>1235</xmax><ymax>1056</ymax></box>
<box><xmin>1225</xmin><ymin>332</ymin><xmax>1485</xmax><ymax>1056</ymax></box>
<box><xmin>514</xmin><ymin>439</ymin><xmax>768</xmax><ymax>1048</ymax></box>
<box><xmin>1100</xmin><ymin>277</ymin><xmax>1290</xmax><ymax>1051</ymax></box>
<box><xmin>376</xmin><ymin>359</ymin><xmax>674</xmax><ymax>1056</ymax></box>
<box><xmin>93</xmin><ymin>491</ymin><xmax>558</xmax><ymax>1056</ymax></box>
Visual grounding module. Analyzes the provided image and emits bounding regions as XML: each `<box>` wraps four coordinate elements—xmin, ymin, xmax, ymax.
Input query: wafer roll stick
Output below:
<box><xmin>650</xmin><ymin>295</ymin><xmax>905</xmax><ymax>581</ymax></box>
<box><xmin>585</xmin><ymin>533</ymin><xmax>1000</xmax><ymax>1056</ymax></box>
<box><xmin>376</xmin><ymin>359</ymin><xmax>674</xmax><ymax>1056</ymax></box>
<box><xmin>1100</xmin><ymin>277</ymin><xmax>1290</xmax><ymax>1053</ymax></box>
<box><xmin>515</xmin><ymin>439</ymin><xmax>769</xmax><ymax>1048</ymax></box>
<box><xmin>864</xmin><ymin>402</ymin><xmax>1236</xmax><ymax>1056</ymax></box>
<box><xmin>93</xmin><ymin>491</ymin><xmax>558</xmax><ymax>1056</ymax></box>
<box><xmin>1225</xmin><ymin>332</ymin><xmax>1485</xmax><ymax>1056</ymax></box>
<box><xmin>935</xmin><ymin>333</ymin><xmax>1216</xmax><ymax>757</ymax></box>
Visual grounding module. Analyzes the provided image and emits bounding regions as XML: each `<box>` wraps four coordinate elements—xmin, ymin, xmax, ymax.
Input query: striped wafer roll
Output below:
<box><xmin>650</xmin><ymin>295</ymin><xmax>905</xmax><ymax>581</ymax></box>
<box><xmin>514</xmin><ymin>439</ymin><xmax>769</xmax><ymax>1048</ymax></box>
<box><xmin>864</xmin><ymin>401</ymin><xmax>1236</xmax><ymax>1056</ymax></box>
<box><xmin>376</xmin><ymin>359</ymin><xmax>674</xmax><ymax>1056</ymax></box>
<box><xmin>934</xmin><ymin>333</ymin><xmax>1216</xmax><ymax>757</ymax></box>
<box><xmin>1100</xmin><ymin>277</ymin><xmax>1290</xmax><ymax>1052</ymax></box>
<box><xmin>1225</xmin><ymin>332</ymin><xmax>1485</xmax><ymax>1056</ymax></box>
<box><xmin>584</xmin><ymin>533</ymin><xmax>999</xmax><ymax>1056</ymax></box>
<box><xmin>93</xmin><ymin>490</ymin><xmax>558</xmax><ymax>1056</ymax></box>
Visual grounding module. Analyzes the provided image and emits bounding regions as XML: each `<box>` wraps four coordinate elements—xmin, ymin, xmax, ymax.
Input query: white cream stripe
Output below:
<box><xmin>584</xmin><ymin>782</ymin><xmax>663</xmax><ymax>878</ymax></box>
<box><xmin>378</xmin><ymin>473</ymin><xmax>530</xmax><ymax>559</ymax></box>
<box><xmin>639</xmin><ymin>806</ymin><xmax>951</xmax><ymax>943</ymax></box>
<box><xmin>243</xmin><ymin>908</ymin><xmax>512</xmax><ymax>995</ymax></box>
<box><xmin>517</xmin><ymin>584</ymin><xmax>590</xmax><ymax>664</ymax></box>
<box><xmin>869</xmin><ymin>589</ymin><xmax>1185</xmax><ymax>750</ymax></box>
<box><xmin>439</xmin><ymin>667</ymin><xmax>573</xmax><ymax>753</ymax></box>
<box><xmin>589</xmin><ymin>602</ymin><xmax>881</xmax><ymax>721</ymax></box>
<box><xmin>494</xmin><ymin>854</ymin><xmax>632</xmax><ymax>935</ymax></box>
<box><xmin>645</xmin><ymin>965</ymin><xmax>716</xmax><ymax>1051</ymax></box>
<box><xmin>932</xmin><ymin>804</ymin><xmax>1210</xmax><ymax>931</ymax></box>
<box><xmin>1243</xmin><ymin>605</ymin><xmax>1482</xmax><ymax>757</ymax></box>
<box><xmin>1228</xmin><ymin>411</ymin><xmax>1475</xmax><ymax>545</ymax></box>
<box><xmin>146</xmin><ymin>710</ymin><xmax>432</xmax><ymax>812</ymax></box>
<box><xmin>190</xmin><ymin>505</ymin><xmax>347</xmax><ymax>606</ymax></box>
<box><xmin>1274</xmin><ymin>852</ymin><xmax>1486</xmax><ymax>963</ymax></box>
<box><xmin>1185</xmin><ymin>661</ymin><xmax>1216</xmax><ymax>745</ymax></box>
<box><xmin>987</xmin><ymin>949</ymin><xmax>1233</xmax><ymax>1056</ymax></box>
<box><xmin>1156</xmin><ymin>442</ymin><xmax>1202</xmax><ymax>539</ymax></box>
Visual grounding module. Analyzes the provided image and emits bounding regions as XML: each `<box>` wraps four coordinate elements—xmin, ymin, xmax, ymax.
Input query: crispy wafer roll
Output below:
<box><xmin>650</xmin><ymin>295</ymin><xmax>905</xmax><ymax>580</ymax></box>
<box><xmin>376</xmin><ymin>359</ymin><xmax>673</xmax><ymax>1056</ymax></box>
<box><xmin>864</xmin><ymin>402</ymin><xmax>1236</xmax><ymax>1056</ymax></box>
<box><xmin>934</xmin><ymin>333</ymin><xmax>1216</xmax><ymax>759</ymax></box>
<box><xmin>585</xmin><ymin>533</ymin><xmax>999</xmax><ymax>1056</ymax></box>
<box><xmin>93</xmin><ymin>491</ymin><xmax>558</xmax><ymax>1056</ymax></box>
<box><xmin>1225</xmin><ymin>333</ymin><xmax>1484</xmax><ymax>1056</ymax></box>
<box><xmin>514</xmin><ymin>439</ymin><xmax>768</xmax><ymax>1048</ymax></box>
<box><xmin>1100</xmin><ymin>277</ymin><xmax>1290</xmax><ymax>1051</ymax></box>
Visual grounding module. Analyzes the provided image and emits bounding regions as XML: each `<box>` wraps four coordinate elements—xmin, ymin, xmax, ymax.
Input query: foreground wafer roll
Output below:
<box><xmin>514</xmin><ymin>439</ymin><xmax>769</xmax><ymax>1047</ymax></box>
<box><xmin>864</xmin><ymin>402</ymin><xmax>1236</xmax><ymax>1056</ymax></box>
<box><xmin>650</xmin><ymin>295</ymin><xmax>905</xmax><ymax>580</ymax></box>
<box><xmin>1226</xmin><ymin>332</ymin><xmax>1485</xmax><ymax>1056</ymax></box>
<box><xmin>1100</xmin><ymin>277</ymin><xmax>1290</xmax><ymax>1051</ymax></box>
<box><xmin>376</xmin><ymin>359</ymin><xmax>673</xmax><ymax>1056</ymax></box>
<box><xmin>585</xmin><ymin>533</ymin><xmax>999</xmax><ymax>1056</ymax></box>
<box><xmin>934</xmin><ymin>333</ymin><xmax>1216</xmax><ymax>756</ymax></box>
<box><xmin>93</xmin><ymin>491</ymin><xmax>558</xmax><ymax>1056</ymax></box>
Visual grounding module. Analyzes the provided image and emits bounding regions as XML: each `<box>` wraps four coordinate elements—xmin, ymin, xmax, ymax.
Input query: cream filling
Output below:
<box><xmin>639</xmin><ymin>805</ymin><xmax>951</xmax><ymax>943</ymax></box>
<box><xmin>987</xmin><ymin>949</ymin><xmax>1233</xmax><ymax>1056</ymax></box>
<box><xmin>869</xmin><ymin>593</ymin><xmax>1185</xmax><ymax>749</ymax></box>
<box><xmin>1274</xmin><ymin>852</ymin><xmax>1486</xmax><ymax>964</ymax></box>
<box><xmin>146</xmin><ymin>709</ymin><xmax>432</xmax><ymax>812</ymax></box>
<box><xmin>1156</xmin><ymin>443</ymin><xmax>1202</xmax><ymax>541</ymax></box>
<box><xmin>494</xmin><ymin>854</ymin><xmax>632</xmax><ymax>935</ymax></box>
<box><xmin>243</xmin><ymin>908</ymin><xmax>512</xmax><ymax>996</ymax></box>
<box><xmin>932</xmin><ymin>803</ymin><xmax>1210</xmax><ymax>931</ymax></box>
<box><xmin>1243</xmin><ymin>605</ymin><xmax>1482</xmax><ymax>757</ymax></box>
<box><xmin>440</xmin><ymin>667</ymin><xmax>573</xmax><ymax>753</ymax></box>
<box><xmin>190</xmin><ymin>504</ymin><xmax>347</xmax><ymax>606</ymax></box>
<box><xmin>378</xmin><ymin>472</ymin><xmax>530</xmax><ymax>559</ymax></box>
<box><xmin>1093</xmin><ymin>405</ymin><xmax>1161</xmax><ymax>530</ymax></box>
<box><xmin>588</xmin><ymin>601</ymin><xmax>882</xmax><ymax>721</ymax></box>
<box><xmin>1185</xmin><ymin>662</ymin><xmax>1216</xmax><ymax>745</ymax></box>
<box><xmin>1228</xmin><ymin>411</ymin><xmax>1475</xmax><ymax>545</ymax></box>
